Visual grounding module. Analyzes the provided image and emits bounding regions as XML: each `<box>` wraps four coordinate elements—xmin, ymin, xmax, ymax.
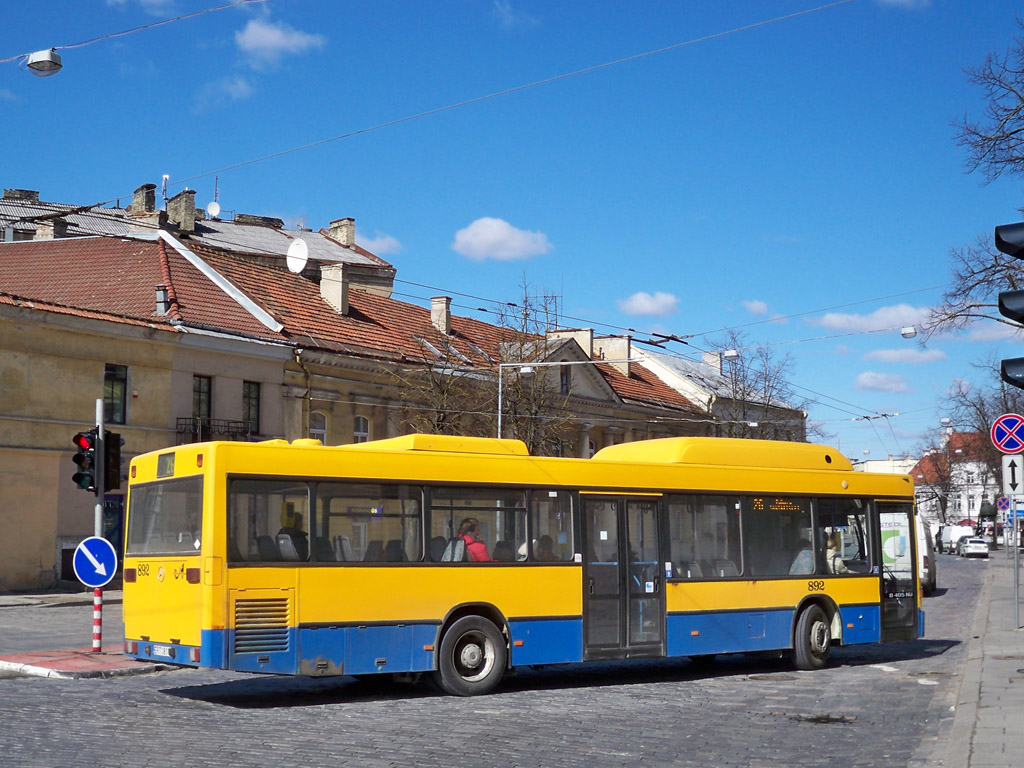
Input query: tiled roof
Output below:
<box><xmin>0</xmin><ymin>198</ymin><xmax>131</xmax><ymax>239</ymax></box>
<box><xmin>594</xmin><ymin>361</ymin><xmax>699</xmax><ymax>412</ymax></box>
<box><xmin>0</xmin><ymin>232</ymin><xmax>705</xmax><ymax>414</ymax></box>
<box><xmin>909</xmin><ymin>432</ymin><xmax>988</xmax><ymax>484</ymax></box>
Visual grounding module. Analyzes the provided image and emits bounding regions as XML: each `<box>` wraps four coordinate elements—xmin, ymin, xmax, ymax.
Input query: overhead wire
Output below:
<box><xmin>1</xmin><ymin>0</ymin><xmax>268</xmax><ymax>65</ymax></box>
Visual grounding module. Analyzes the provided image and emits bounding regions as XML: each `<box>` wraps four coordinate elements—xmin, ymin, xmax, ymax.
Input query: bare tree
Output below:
<box><xmin>493</xmin><ymin>281</ymin><xmax>574</xmax><ymax>455</ymax></box>
<box><xmin>942</xmin><ymin>354</ymin><xmax>1024</xmax><ymax>483</ymax></box>
<box><xmin>390</xmin><ymin>340</ymin><xmax>493</xmax><ymax>438</ymax></box>
<box><xmin>927</xmin><ymin>234</ymin><xmax>1024</xmax><ymax>337</ymax></box>
<box><xmin>710</xmin><ymin>331</ymin><xmax>818</xmax><ymax>441</ymax></box>
<box><xmin>914</xmin><ymin>428</ymin><xmax>959</xmax><ymax>524</ymax></box>
<box><xmin>930</xmin><ymin>23</ymin><xmax>1024</xmax><ymax>335</ymax></box>
<box><xmin>955</xmin><ymin>20</ymin><xmax>1024</xmax><ymax>185</ymax></box>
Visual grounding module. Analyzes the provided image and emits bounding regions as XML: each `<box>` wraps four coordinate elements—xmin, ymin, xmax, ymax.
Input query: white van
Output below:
<box><xmin>939</xmin><ymin>524</ymin><xmax>974</xmax><ymax>555</ymax></box>
<box><xmin>917</xmin><ymin>517</ymin><xmax>936</xmax><ymax>595</ymax></box>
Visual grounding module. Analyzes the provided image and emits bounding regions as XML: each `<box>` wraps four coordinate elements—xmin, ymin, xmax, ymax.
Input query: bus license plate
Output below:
<box><xmin>152</xmin><ymin>644</ymin><xmax>173</xmax><ymax>658</ymax></box>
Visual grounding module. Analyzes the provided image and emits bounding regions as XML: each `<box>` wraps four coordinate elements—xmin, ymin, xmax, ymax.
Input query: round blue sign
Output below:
<box><xmin>72</xmin><ymin>536</ymin><xmax>118</xmax><ymax>588</ymax></box>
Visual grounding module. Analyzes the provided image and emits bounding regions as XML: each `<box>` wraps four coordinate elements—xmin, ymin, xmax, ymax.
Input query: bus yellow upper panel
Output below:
<box><xmin>338</xmin><ymin>433</ymin><xmax>530</xmax><ymax>456</ymax></box>
<box><xmin>176</xmin><ymin>436</ymin><xmax>911</xmax><ymax>500</ymax></box>
<box><xmin>593</xmin><ymin>437</ymin><xmax>856</xmax><ymax>473</ymax></box>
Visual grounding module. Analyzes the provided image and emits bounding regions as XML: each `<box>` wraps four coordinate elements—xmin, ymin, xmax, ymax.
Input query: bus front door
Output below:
<box><xmin>583</xmin><ymin>495</ymin><xmax>664</xmax><ymax>660</ymax></box>
<box><xmin>878</xmin><ymin>503</ymin><xmax>919</xmax><ymax>642</ymax></box>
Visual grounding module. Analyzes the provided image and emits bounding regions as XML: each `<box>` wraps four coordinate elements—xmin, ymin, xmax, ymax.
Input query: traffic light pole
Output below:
<box><xmin>93</xmin><ymin>398</ymin><xmax>104</xmax><ymax>652</ymax></box>
<box><xmin>94</xmin><ymin>398</ymin><xmax>104</xmax><ymax>539</ymax></box>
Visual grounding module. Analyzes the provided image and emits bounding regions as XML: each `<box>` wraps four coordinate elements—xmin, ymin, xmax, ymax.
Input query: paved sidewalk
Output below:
<box><xmin>941</xmin><ymin>548</ymin><xmax>1024</xmax><ymax>768</ymax></box>
<box><xmin>0</xmin><ymin>589</ymin><xmax>164</xmax><ymax>679</ymax></box>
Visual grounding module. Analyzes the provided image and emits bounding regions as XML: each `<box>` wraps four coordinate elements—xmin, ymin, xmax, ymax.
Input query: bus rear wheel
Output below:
<box><xmin>793</xmin><ymin>604</ymin><xmax>831</xmax><ymax>671</ymax></box>
<box><xmin>434</xmin><ymin>616</ymin><xmax>507</xmax><ymax>696</ymax></box>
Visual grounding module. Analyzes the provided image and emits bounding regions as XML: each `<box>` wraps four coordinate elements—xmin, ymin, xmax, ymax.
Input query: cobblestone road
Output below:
<box><xmin>0</xmin><ymin>554</ymin><xmax>985</xmax><ymax>767</ymax></box>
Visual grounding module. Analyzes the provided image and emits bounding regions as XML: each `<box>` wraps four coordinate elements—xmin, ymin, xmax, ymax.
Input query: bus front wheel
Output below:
<box><xmin>434</xmin><ymin>616</ymin><xmax>507</xmax><ymax>696</ymax></box>
<box><xmin>793</xmin><ymin>604</ymin><xmax>831</xmax><ymax>671</ymax></box>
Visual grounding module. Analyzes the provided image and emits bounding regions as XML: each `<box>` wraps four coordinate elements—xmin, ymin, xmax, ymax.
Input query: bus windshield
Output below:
<box><xmin>126</xmin><ymin>476</ymin><xmax>204</xmax><ymax>555</ymax></box>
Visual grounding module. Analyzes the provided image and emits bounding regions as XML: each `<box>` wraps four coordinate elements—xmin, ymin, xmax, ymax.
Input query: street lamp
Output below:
<box><xmin>25</xmin><ymin>49</ymin><xmax>62</xmax><ymax>77</ymax></box>
<box><xmin>495</xmin><ymin>358</ymin><xmax>637</xmax><ymax>438</ymax></box>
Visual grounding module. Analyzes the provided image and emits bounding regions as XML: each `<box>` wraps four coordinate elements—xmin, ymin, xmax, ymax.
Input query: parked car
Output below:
<box><xmin>959</xmin><ymin>537</ymin><xmax>990</xmax><ymax>558</ymax></box>
<box><xmin>917</xmin><ymin>518</ymin><xmax>936</xmax><ymax>595</ymax></box>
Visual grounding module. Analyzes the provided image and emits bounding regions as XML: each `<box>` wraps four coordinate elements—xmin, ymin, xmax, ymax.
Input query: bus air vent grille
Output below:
<box><xmin>234</xmin><ymin>598</ymin><xmax>290</xmax><ymax>653</ymax></box>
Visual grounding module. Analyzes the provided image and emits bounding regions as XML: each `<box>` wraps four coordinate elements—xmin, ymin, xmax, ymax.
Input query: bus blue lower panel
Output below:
<box><xmin>297</xmin><ymin>624</ymin><xmax>437</xmax><ymax>676</ymax></box>
<box><xmin>667</xmin><ymin>605</ymin><xmax>885</xmax><ymax>656</ymax></box>
<box><xmin>667</xmin><ymin>609</ymin><xmax>795</xmax><ymax>656</ymax></box>
<box><xmin>838</xmin><ymin>605</ymin><xmax>881</xmax><ymax>645</ymax></box>
<box><xmin>508</xmin><ymin>618</ymin><xmax>584</xmax><ymax>666</ymax></box>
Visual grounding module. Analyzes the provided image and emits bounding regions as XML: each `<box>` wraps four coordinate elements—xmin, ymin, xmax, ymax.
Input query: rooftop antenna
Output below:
<box><xmin>161</xmin><ymin>174</ymin><xmax>169</xmax><ymax>209</ymax></box>
<box><xmin>205</xmin><ymin>177</ymin><xmax>222</xmax><ymax>219</ymax></box>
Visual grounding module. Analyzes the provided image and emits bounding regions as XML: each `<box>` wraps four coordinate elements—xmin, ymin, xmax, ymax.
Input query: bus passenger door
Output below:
<box><xmin>582</xmin><ymin>495</ymin><xmax>664</xmax><ymax>659</ymax></box>
<box><xmin>878</xmin><ymin>503</ymin><xmax>918</xmax><ymax>642</ymax></box>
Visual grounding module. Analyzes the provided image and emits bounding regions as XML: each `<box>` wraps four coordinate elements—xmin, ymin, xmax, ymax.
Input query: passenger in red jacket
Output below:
<box><xmin>458</xmin><ymin>517</ymin><xmax>492</xmax><ymax>562</ymax></box>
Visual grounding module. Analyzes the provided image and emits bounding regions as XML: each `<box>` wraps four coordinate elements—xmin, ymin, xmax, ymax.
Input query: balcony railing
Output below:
<box><xmin>176</xmin><ymin>418</ymin><xmax>254</xmax><ymax>445</ymax></box>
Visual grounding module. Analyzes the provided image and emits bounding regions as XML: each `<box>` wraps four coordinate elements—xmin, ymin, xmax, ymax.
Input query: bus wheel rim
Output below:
<box><xmin>454</xmin><ymin>633</ymin><xmax>493</xmax><ymax>681</ymax></box>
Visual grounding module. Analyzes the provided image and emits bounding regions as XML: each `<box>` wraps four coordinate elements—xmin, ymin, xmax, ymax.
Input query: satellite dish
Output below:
<box><xmin>206</xmin><ymin>201</ymin><xmax>221</xmax><ymax>219</ymax></box>
<box><xmin>286</xmin><ymin>238</ymin><xmax>309</xmax><ymax>273</ymax></box>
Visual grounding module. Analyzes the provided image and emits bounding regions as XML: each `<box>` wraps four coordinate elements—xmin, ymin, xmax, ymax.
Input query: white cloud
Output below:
<box><xmin>855</xmin><ymin>372</ymin><xmax>911</xmax><ymax>393</ymax></box>
<box><xmin>967</xmin><ymin>320</ymin><xmax>1024</xmax><ymax>343</ymax></box>
<box><xmin>862</xmin><ymin>348</ymin><xmax>947</xmax><ymax>364</ymax></box>
<box><xmin>451</xmin><ymin>217</ymin><xmax>552</xmax><ymax>261</ymax></box>
<box><xmin>874</xmin><ymin>0</ymin><xmax>931</xmax><ymax>8</ymax></box>
<box><xmin>617</xmin><ymin>291</ymin><xmax>679</xmax><ymax>317</ymax></box>
<box><xmin>742</xmin><ymin>299</ymin><xmax>768</xmax><ymax>316</ymax></box>
<box><xmin>192</xmin><ymin>75</ymin><xmax>254</xmax><ymax>113</ymax></box>
<box><xmin>357</xmin><ymin>232</ymin><xmax>402</xmax><ymax>256</ymax></box>
<box><xmin>814</xmin><ymin>303</ymin><xmax>932</xmax><ymax>332</ymax></box>
<box><xmin>0</xmin><ymin>89</ymin><xmax>15</xmax><ymax>102</ymax></box>
<box><xmin>106</xmin><ymin>0</ymin><xmax>176</xmax><ymax>15</ymax></box>
<box><xmin>235</xmin><ymin>19</ymin><xmax>326</xmax><ymax>69</ymax></box>
<box><xmin>492</xmin><ymin>1</ymin><xmax>539</xmax><ymax>29</ymax></box>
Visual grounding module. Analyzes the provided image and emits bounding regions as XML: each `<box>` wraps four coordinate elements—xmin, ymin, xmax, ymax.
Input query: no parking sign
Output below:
<box><xmin>992</xmin><ymin>413</ymin><xmax>1024</xmax><ymax>455</ymax></box>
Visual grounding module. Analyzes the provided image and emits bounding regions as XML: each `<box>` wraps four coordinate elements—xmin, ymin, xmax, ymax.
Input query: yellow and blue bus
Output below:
<box><xmin>122</xmin><ymin>434</ymin><xmax>922</xmax><ymax>695</ymax></box>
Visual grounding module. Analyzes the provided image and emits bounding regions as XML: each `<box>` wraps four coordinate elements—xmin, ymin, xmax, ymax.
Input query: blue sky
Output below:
<box><xmin>3</xmin><ymin>0</ymin><xmax>1023</xmax><ymax>460</ymax></box>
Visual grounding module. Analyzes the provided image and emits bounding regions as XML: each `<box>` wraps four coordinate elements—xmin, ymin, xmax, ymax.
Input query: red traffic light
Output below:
<box><xmin>72</xmin><ymin>431</ymin><xmax>96</xmax><ymax>451</ymax></box>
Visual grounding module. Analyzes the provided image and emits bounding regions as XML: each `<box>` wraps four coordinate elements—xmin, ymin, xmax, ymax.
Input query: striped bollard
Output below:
<box><xmin>92</xmin><ymin>588</ymin><xmax>102</xmax><ymax>652</ymax></box>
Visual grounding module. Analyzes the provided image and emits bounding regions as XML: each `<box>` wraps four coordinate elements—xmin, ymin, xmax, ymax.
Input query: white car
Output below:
<box><xmin>959</xmin><ymin>537</ymin><xmax>990</xmax><ymax>558</ymax></box>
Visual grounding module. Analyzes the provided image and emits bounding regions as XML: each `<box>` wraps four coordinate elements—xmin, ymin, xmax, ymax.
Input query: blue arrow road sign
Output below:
<box><xmin>72</xmin><ymin>536</ymin><xmax>117</xmax><ymax>588</ymax></box>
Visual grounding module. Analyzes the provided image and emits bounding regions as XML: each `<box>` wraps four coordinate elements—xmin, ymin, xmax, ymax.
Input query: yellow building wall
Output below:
<box><xmin>0</xmin><ymin>309</ymin><xmax>290</xmax><ymax>590</ymax></box>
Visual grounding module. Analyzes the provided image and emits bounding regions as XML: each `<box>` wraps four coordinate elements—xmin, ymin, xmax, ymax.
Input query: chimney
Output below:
<box><xmin>132</xmin><ymin>183</ymin><xmax>156</xmax><ymax>214</ymax></box>
<box><xmin>596</xmin><ymin>335</ymin><xmax>632</xmax><ymax>376</ymax></box>
<box><xmin>328</xmin><ymin>217</ymin><xmax>355</xmax><ymax>247</ymax></box>
<box><xmin>156</xmin><ymin>285</ymin><xmax>171</xmax><ymax>315</ymax></box>
<box><xmin>547</xmin><ymin>328</ymin><xmax>594</xmax><ymax>358</ymax></box>
<box><xmin>702</xmin><ymin>351</ymin><xmax>722</xmax><ymax>374</ymax></box>
<box><xmin>3</xmin><ymin>189</ymin><xmax>40</xmax><ymax>202</ymax></box>
<box><xmin>431</xmin><ymin>296</ymin><xmax>452</xmax><ymax>335</ymax></box>
<box><xmin>235</xmin><ymin>213</ymin><xmax>284</xmax><ymax>228</ymax></box>
<box><xmin>320</xmin><ymin>264</ymin><xmax>349</xmax><ymax>315</ymax></box>
<box><xmin>33</xmin><ymin>217</ymin><xmax>68</xmax><ymax>240</ymax></box>
<box><xmin>166</xmin><ymin>188</ymin><xmax>197</xmax><ymax>233</ymax></box>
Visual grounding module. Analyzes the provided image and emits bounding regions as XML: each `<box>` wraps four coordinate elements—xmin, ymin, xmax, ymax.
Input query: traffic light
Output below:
<box><xmin>72</xmin><ymin>429</ymin><xmax>99</xmax><ymax>493</ymax></box>
<box><xmin>103</xmin><ymin>431</ymin><xmax>123</xmax><ymax>492</ymax></box>
<box><xmin>995</xmin><ymin>222</ymin><xmax>1024</xmax><ymax>390</ymax></box>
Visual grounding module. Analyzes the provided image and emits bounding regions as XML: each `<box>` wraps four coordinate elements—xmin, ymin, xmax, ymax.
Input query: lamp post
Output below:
<box><xmin>495</xmin><ymin>358</ymin><xmax>637</xmax><ymax>438</ymax></box>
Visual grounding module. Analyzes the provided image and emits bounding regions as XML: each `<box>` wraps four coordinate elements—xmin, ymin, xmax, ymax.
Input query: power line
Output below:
<box><xmin>1</xmin><ymin>0</ymin><xmax>268</xmax><ymax>65</ymax></box>
<box><xmin>168</xmin><ymin>1</ymin><xmax>858</xmax><ymax>190</ymax></box>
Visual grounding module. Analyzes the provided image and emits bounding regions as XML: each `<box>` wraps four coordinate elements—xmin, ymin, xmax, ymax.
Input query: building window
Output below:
<box><xmin>560</xmin><ymin>363</ymin><xmax>571</xmax><ymax>395</ymax></box>
<box><xmin>243</xmin><ymin>381</ymin><xmax>260</xmax><ymax>435</ymax></box>
<box><xmin>104</xmin><ymin>364</ymin><xmax>128</xmax><ymax>425</ymax></box>
<box><xmin>193</xmin><ymin>375</ymin><xmax>211</xmax><ymax>421</ymax></box>
<box><xmin>309</xmin><ymin>411</ymin><xmax>327</xmax><ymax>444</ymax></box>
<box><xmin>353</xmin><ymin>415</ymin><xmax>370</xmax><ymax>443</ymax></box>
